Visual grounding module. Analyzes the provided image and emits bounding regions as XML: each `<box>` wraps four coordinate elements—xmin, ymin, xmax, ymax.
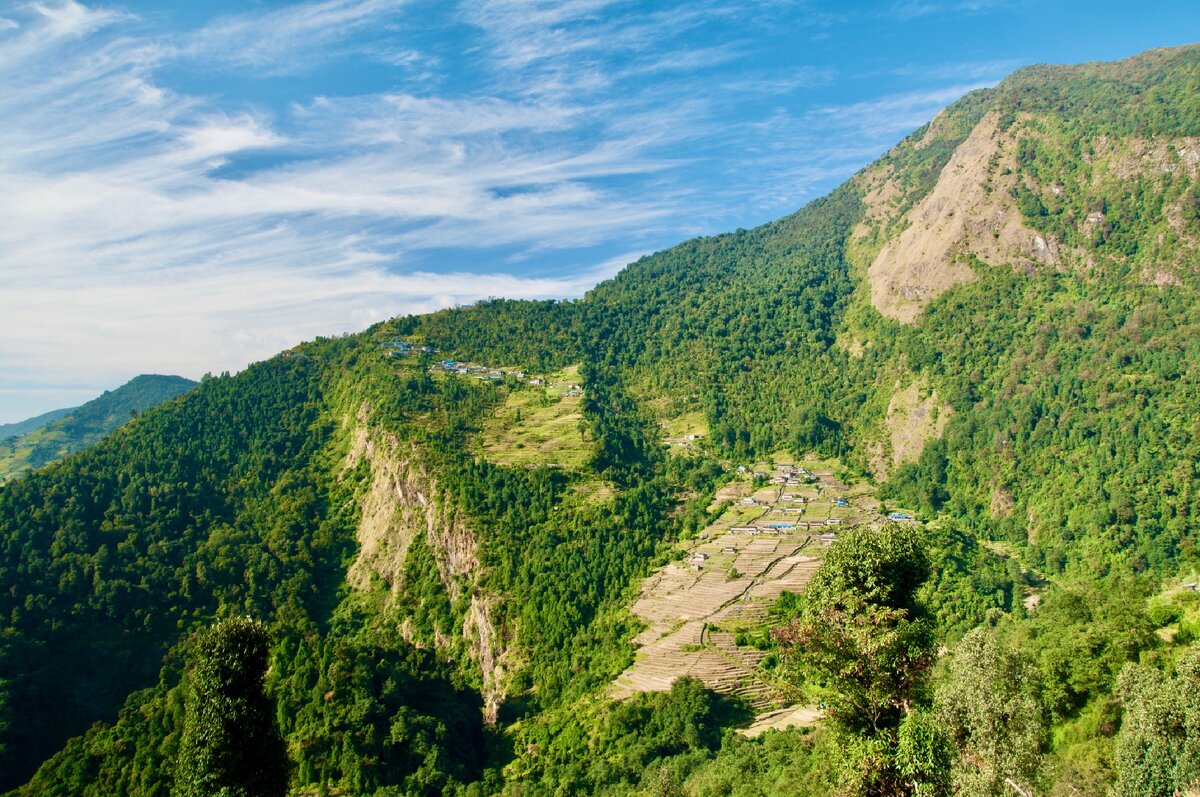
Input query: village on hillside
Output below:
<box><xmin>612</xmin><ymin>455</ymin><xmax>919</xmax><ymax>737</ymax></box>
<box><xmin>380</xmin><ymin>339</ymin><xmax>583</xmax><ymax>396</ymax></box>
<box><xmin>380</xmin><ymin>340</ymin><xmax>927</xmax><ymax>734</ymax></box>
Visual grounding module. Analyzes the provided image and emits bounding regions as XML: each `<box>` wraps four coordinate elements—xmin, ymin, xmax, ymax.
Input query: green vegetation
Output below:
<box><xmin>775</xmin><ymin>526</ymin><xmax>944</xmax><ymax>795</ymax></box>
<box><xmin>0</xmin><ymin>405</ymin><xmax>74</xmax><ymax>440</ymax></box>
<box><xmin>3</xmin><ymin>44</ymin><xmax>1200</xmax><ymax>797</ymax></box>
<box><xmin>0</xmin><ymin>374</ymin><xmax>196</xmax><ymax>483</ymax></box>
<box><xmin>174</xmin><ymin>618</ymin><xmax>289</xmax><ymax>797</ymax></box>
<box><xmin>477</xmin><ymin>367</ymin><xmax>590</xmax><ymax>469</ymax></box>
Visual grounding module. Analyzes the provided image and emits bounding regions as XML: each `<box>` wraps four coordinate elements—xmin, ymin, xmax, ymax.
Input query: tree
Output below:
<box><xmin>936</xmin><ymin>621</ymin><xmax>1045</xmax><ymax>797</ymax></box>
<box><xmin>174</xmin><ymin>617</ymin><xmax>289</xmax><ymax>797</ymax></box>
<box><xmin>1112</xmin><ymin>644</ymin><xmax>1200</xmax><ymax>797</ymax></box>
<box><xmin>774</xmin><ymin>525</ymin><xmax>944</xmax><ymax>795</ymax></box>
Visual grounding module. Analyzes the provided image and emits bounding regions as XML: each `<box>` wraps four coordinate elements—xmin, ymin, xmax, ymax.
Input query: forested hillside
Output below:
<box><xmin>0</xmin><ymin>374</ymin><xmax>197</xmax><ymax>484</ymax></box>
<box><xmin>0</xmin><ymin>406</ymin><xmax>75</xmax><ymax>442</ymax></box>
<box><xmin>3</xmin><ymin>45</ymin><xmax>1200</xmax><ymax>796</ymax></box>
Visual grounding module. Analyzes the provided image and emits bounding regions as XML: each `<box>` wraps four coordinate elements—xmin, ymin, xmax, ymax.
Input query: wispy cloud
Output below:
<box><xmin>810</xmin><ymin>82</ymin><xmax>994</xmax><ymax>139</ymax></box>
<box><xmin>0</xmin><ymin>1</ymin><xmax>709</xmax><ymax>416</ymax></box>
<box><xmin>889</xmin><ymin>0</ymin><xmax>1015</xmax><ymax>19</ymax></box>
<box><xmin>181</xmin><ymin>0</ymin><xmax>411</xmax><ymax>74</ymax></box>
<box><xmin>0</xmin><ymin>0</ymin><xmax>1007</xmax><ymax>421</ymax></box>
<box><xmin>459</xmin><ymin>0</ymin><xmax>755</xmax><ymax>98</ymax></box>
<box><xmin>888</xmin><ymin>58</ymin><xmax>1019</xmax><ymax>82</ymax></box>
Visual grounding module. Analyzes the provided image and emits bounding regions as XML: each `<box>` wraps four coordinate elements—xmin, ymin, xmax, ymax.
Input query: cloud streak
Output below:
<box><xmin>181</xmin><ymin>0</ymin><xmax>412</xmax><ymax>74</ymax></box>
<box><xmin>0</xmin><ymin>1</ymin><xmax>706</xmax><ymax>417</ymax></box>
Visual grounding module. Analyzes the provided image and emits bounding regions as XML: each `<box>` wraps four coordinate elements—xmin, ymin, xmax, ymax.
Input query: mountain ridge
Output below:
<box><xmin>0</xmin><ymin>374</ymin><xmax>198</xmax><ymax>484</ymax></box>
<box><xmin>0</xmin><ymin>405</ymin><xmax>76</xmax><ymax>442</ymax></box>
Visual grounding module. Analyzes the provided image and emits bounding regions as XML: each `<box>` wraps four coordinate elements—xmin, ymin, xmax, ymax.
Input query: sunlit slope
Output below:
<box><xmin>2</xmin><ymin>44</ymin><xmax>1200</xmax><ymax>795</ymax></box>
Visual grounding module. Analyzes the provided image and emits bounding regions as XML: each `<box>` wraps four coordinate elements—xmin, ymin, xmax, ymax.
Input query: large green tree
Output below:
<box><xmin>936</xmin><ymin>621</ymin><xmax>1046</xmax><ymax>797</ymax></box>
<box><xmin>174</xmin><ymin>618</ymin><xmax>289</xmax><ymax>797</ymax></box>
<box><xmin>775</xmin><ymin>525</ymin><xmax>946</xmax><ymax>795</ymax></box>
<box><xmin>1113</xmin><ymin>644</ymin><xmax>1200</xmax><ymax>797</ymax></box>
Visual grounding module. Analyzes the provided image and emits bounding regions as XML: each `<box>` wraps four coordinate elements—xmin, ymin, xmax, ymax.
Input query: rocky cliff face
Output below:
<box><xmin>343</xmin><ymin>406</ymin><xmax>512</xmax><ymax>722</ymax></box>
<box><xmin>862</xmin><ymin>112</ymin><xmax>1066</xmax><ymax>323</ymax></box>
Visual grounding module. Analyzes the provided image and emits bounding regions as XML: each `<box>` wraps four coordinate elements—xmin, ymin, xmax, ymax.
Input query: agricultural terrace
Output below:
<box><xmin>476</xmin><ymin>365</ymin><xmax>590</xmax><ymax>469</ymax></box>
<box><xmin>612</xmin><ymin>455</ymin><xmax>914</xmax><ymax>736</ymax></box>
<box><xmin>378</xmin><ymin>340</ymin><xmax>591</xmax><ymax>470</ymax></box>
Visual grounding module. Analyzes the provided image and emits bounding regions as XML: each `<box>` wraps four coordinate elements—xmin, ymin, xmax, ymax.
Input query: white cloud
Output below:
<box><xmin>811</xmin><ymin>82</ymin><xmax>994</xmax><ymax>139</ymax></box>
<box><xmin>181</xmin><ymin>0</ymin><xmax>410</xmax><ymax>74</ymax></box>
<box><xmin>0</xmin><ymin>0</ymin><xmax>1000</xmax><ymax>423</ymax></box>
<box><xmin>0</xmin><ymin>1</ymin><xmax>695</xmax><ymax>421</ymax></box>
<box><xmin>31</xmin><ymin>0</ymin><xmax>121</xmax><ymax>38</ymax></box>
<box><xmin>890</xmin><ymin>0</ymin><xmax>1015</xmax><ymax>18</ymax></box>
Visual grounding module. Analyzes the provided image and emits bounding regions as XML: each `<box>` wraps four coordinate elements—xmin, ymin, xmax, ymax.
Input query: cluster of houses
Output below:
<box><xmin>729</xmin><ymin>517</ymin><xmax>843</xmax><ymax>536</ymax></box>
<box><xmin>736</xmin><ymin>464</ymin><xmax>824</xmax><ymax>490</ymax></box>
<box><xmin>379</xmin><ymin>339</ymin><xmax>435</xmax><ymax>356</ymax></box>
<box><xmin>679</xmin><ymin>465</ymin><xmax>924</xmax><ymax>576</ymax></box>
<box><xmin>433</xmin><ymin>359</ymin><xmax>521</xmax><ymax>382</ymax></box>
<box><xmin>668</xmin><ymin>432</ymin><xmax>705</xmax><ymax>449</ymax></box>
<box><xmin>377</xmin><ymin>341</ymin><xmax>583</xmax><ymax>396</ymax></box>
<box><xmin>768</xmin><ymin>464</ymin><xmax>818</xmax><ymax>487</ymax></box>
<box><xmin>437</xmin><ymin>361</ymin><xmax>584</xmax><ymax>397</ymax></box>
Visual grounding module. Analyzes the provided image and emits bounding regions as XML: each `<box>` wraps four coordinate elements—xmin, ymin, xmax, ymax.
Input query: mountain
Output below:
<box><xmin>0</xmin><ymin>406</ymin><xmax>76</xmax><ymax>441</ymax></box>
<box><xmin>2</xmin><ymin>45</ymin><xmax>1199</xmax><ymax>796</ymax></box>
<box><xmin>0</xmin><ymin>374</ymin><xmax>198</xmax><ymax>484</ymax></box>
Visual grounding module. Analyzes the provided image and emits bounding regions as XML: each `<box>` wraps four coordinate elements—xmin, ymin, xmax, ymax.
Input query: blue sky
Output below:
<box><xmin>1</xmin><ymin>0</ymin><xmax>1198</xmax><ymax>423</ymax></box>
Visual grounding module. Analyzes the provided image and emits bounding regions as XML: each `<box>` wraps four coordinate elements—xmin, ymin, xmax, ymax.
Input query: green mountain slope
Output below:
<box><xmin>0</xmin><ymin>374</ymin><xmax>198</xmax><ymax>484</ymax></box>
<box><xmin>0</xmin><ymin>406</ymin><xmax>76</xmax><ymax>441</ymax></box>
<box><xmin>2</xmin><ymin>45</ymin><xmax>1200</xmax><ymax>796</ymax></box>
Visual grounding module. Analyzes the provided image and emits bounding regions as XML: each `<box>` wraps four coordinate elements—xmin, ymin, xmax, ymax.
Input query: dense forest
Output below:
<box><xmin>2</xmin><ymin>45</ymin><xmax>1200</xmax><ymax>796</ymax></box>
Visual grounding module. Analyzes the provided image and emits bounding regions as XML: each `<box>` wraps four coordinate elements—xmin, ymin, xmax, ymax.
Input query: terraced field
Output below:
<box><xmin>612</xmin><ymin>457</ymin><xmax>885</xmax><ymax>731</ymax></box>
<box><xmin>476</xmin><ymin>365</ymin><xmax>589</xmax><ymax>468</ymax></box>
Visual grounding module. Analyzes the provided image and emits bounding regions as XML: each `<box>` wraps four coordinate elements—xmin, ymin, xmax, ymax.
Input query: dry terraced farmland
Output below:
<box><xmin>612</xmin><ymin>457</ymin><xmax>885</xmax><ymax>732</ymax></box>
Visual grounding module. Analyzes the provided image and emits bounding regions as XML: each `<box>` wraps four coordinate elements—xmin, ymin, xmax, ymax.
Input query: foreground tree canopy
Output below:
<box><xmin>174</xmin><ymin>617</ymin><xmax>289</xmax><ymax>797</ymax></box>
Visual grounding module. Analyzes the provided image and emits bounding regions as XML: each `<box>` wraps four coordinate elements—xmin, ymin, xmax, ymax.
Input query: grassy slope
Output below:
<box><xmin>0</xmin><ymin>406</ymin><xmax>75</xmax><ymax>441</ymax></box>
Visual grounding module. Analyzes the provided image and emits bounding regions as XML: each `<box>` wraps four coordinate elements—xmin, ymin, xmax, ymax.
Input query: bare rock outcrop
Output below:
<box><xmin>867</xmin><ymin>113</ymin><xmax>1061</xmax><ymax>323</ymax></box>
<box><xmin>868</xmin><ymin>379</ymin><xmax>952</xmax><ymax>481</ymax></box>
<box><xmin>343</xmin><ymin>412</ymin><xmax>510</xmax><ymax>723</ymax></box>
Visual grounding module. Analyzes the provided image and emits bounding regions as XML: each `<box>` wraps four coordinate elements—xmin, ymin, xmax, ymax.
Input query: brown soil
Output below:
<box><xmin>868</xmin><ymin>113</ymin><xmax>1061</xmax><ymax>323</ymax></box>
